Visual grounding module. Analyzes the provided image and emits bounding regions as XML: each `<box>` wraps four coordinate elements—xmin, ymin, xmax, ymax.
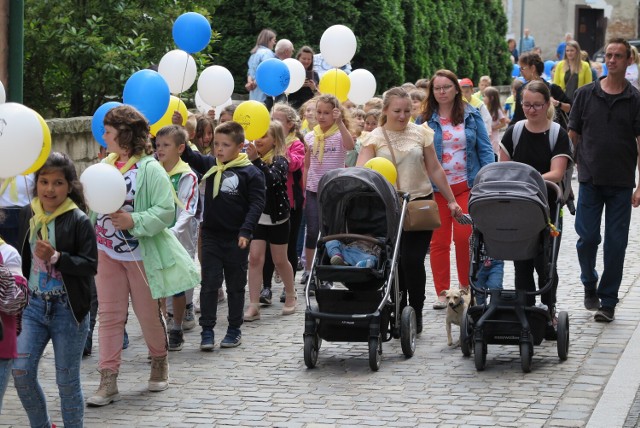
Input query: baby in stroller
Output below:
<box><xmin>325</xmin><ymin>237</ymin><xmax>381</xmax><ymax>269</ymax></box>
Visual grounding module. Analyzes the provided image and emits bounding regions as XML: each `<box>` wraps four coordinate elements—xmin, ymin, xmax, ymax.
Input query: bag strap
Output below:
<box><xmin>381</xmin><ymin>127</ymin><xmax>402</xmax><ymax>190</ymax></box>
<box><xmin>513</xmin><ymin>120</ymin><xmax>562</xmax><ymax>154</ymax></box>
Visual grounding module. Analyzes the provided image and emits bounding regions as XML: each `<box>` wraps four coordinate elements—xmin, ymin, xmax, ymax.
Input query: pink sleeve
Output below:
<box><xmin>287</xmin><ymin>140</ymin><xmax>305</xmax><ymax>172</ymax></box>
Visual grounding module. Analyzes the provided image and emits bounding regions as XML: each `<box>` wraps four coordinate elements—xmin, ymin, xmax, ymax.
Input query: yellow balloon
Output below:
<box><xmin>22</xmin><ymin>111</ymin><xmax>52</xmax><ymax>175</ymax></box>
<box><xmin>233</xmin><ymin>100</ymin><xmax>270</xmax><ymax>140</ymax></box>
<box><xmin>318</xmin><ymin>69</ymin><xmax>351</xmax><ymax>102</ymax></box>
<box><xmin>363</xmin><ymin>157</ymin><xmax>397</xmax><ymax>186</ymax></box>
<box><xmin>149</xmin><ymin>96</ymin><xmax>188</xmax><ymax>136</ymax></box>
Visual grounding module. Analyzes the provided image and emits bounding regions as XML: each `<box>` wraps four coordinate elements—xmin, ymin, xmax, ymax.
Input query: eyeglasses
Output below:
<box><xmin>432</xmin><ymin>84</ymin><xmax>454</xmax><ymax>93</ymax></box>
<box><xmin>522</xmin><ymin>103</ymin><xmax>546</xmax><ymax>111</ymax></box>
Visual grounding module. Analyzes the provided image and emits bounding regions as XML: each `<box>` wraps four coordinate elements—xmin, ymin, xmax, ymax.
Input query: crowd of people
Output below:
<box><xmin>1</xmin><ymin>31</ymin><xmax>640</xmax><ymax>427</ymax></box>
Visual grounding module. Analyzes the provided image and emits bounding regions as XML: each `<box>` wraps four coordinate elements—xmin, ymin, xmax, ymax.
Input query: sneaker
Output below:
<box><xmin>220</xmin><ymin>327</ymin><xmax>242</xmax><ymax>348</ymax></box>
<box><xmin>300</xmin><ymin>271</ymin><xmax>310</xmax><ymax>285</ymax></box>
<box><xmin>297</xmin><ymin>258</ymin><xmax>303</xmax><ymax>271</ymax></box>
<box><xmin>217</xmin><ymin>288</ymin><xmax>226</xmax><ymax>303</ymax></box>
<box><xmin>183</xmin><ymin>307</ymin><xmax>196</xmax><ymax>331</ymax></box>
<box><xmin>165</xmin><ymin>314</ymin><xmax>174</xmax><ymax>331</ymax></box>
<box><xmin>168</xmin><ymin>329</ymin><xmax>184</xmax><ymax>351</ymax></box>
<box><xmin>122</xmin><ymin>329</ymin><xmax>129</xmax><ymax>350</ymax></box>
<box><xmin>200</xmin><ymin>329</ymin><xmax>215</xmax><ymax>351</ymax></box>
<box><xmin>273</xmin><ymin>270</ymin><xmax>282</xmax><ymax>284</ymax></box>
<box><xmin>432</xmin><ymin>298</ymin><xmax>447</xmax><ymax>310</ymax></box>
<box><xmin>584</xmin><ymin>288</ymin><xmax>600</xmax><ymax>310</ymax></box>
<box><xmin>259</xmin><ymin>287</ymin><xmax>273</xmax><ymax>305</ymax></box>
<box><xmin>280</xmin><ymin>288</ymin><xmax>286</xmax><ymax>303</ymax></box>
<box><xmin>594</xmin><ymin>306</ymin><xmax>615</xmax><ymax>323</ymax></box>
<box><xmin>330</xmin><ymin>254</ymin><xmax>346</xmax><ymax>265</ymax></box>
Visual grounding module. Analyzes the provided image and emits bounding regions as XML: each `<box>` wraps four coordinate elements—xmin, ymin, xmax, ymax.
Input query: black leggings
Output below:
<box><xmin>398</xmin><ymin>229</ymin><xmax>433</xmax><ymax>314</ymax></box>
<box><xmin>263</xmin><ymin>207</ymin><xmax>303</xmax><ymax>289</ymax></box>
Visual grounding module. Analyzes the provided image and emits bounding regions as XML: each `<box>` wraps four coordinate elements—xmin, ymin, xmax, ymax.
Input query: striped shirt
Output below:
<box><xmin>305</xmin><ymin>131</ymin><xmax>347</xmax><ymax>193</ymax></box>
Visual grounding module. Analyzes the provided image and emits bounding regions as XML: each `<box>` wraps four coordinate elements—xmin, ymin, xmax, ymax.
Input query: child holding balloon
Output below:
<box><xmin>87</xmin><ymin>105</ymin><xmax>199</xmax><ymax>407</ymax></box>
<box><xmin>244</xmin><ymin>121</ymin><xmax>297</xmax><ymax>320</ymax></box>
<box><xmin>193</xmin><ymin>114</ymin><xmax>215</xmax><ymax>155</ymax></box>
<box><xmin>181</xmin><ymin>121</ymin><xmax>265</xmax><ymax>350</ymax></box>
<box><xmin>302</xmin><ymin>94</ymin><xmax>354</xmax><ymax>288</ymax></box>
<box><xmin>14</xmin><ymin>152</ymin><xmax>97</xmax><ymax>427</ymax></box>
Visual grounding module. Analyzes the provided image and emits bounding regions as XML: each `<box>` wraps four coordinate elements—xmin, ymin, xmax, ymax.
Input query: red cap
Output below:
<box><xmin>459</xmin><ymin>78</ymin><xmax>473</xmax><ymax>87</ymax></box>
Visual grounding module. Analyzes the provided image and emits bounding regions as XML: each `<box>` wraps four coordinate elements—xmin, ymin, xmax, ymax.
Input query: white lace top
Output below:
<box><xmin>361</xmin><ymin>122</ymin><xmax>435</xmax><ymax>199</ymax></box>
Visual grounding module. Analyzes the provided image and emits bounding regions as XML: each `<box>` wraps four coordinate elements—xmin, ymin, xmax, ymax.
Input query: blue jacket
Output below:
<box><xmin>417</xmin><ymin>105</ymin><xmax>494</xmax><ymax>191</ymax></box>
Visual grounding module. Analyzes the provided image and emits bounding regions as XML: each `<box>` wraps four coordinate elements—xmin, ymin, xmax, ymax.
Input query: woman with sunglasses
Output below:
<box><xmin>499</xmin><ymin>80</ymin><xmax>573</xmax><ymax>340</ymax></box>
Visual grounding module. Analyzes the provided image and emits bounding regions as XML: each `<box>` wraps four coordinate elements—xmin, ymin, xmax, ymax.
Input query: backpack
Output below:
<box><xmin>512</xmin><ymin>120</ymin><xmax>575</xmax><ymax>214</ymax></box>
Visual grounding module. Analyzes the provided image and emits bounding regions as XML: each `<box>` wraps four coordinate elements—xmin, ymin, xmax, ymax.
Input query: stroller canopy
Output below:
<box><xmin>317</xmin><ymin>168</ymin><xmax>401</xmax><ymax>242</ymax></box>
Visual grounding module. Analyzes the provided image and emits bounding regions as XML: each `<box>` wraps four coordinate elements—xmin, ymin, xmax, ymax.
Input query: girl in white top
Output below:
<box><xmin>483</xmin><ymin>86</ymin><xmax>508</xmax><ymax>156</ymax></box>
<box><xmin>625</xmin><ymin>46</ymin><xmax>640</xmax><ymax>91</ymax></box>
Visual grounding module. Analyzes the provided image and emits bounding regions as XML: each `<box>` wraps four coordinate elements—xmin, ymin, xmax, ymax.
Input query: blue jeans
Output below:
<box><xmin>474</xmin><ymin>260</ymin><xmax>504</xmax><ymax>305</ymax></box>
<box><xmin>12</xmin><ymin>294</ymin><xmax>89</xmax><ymax>428</ymax></box>
<box><xmin>325</xmin><ymin>240</ymin><xmax>377</xmax><ymax>268</ymax></box>
<box><xmin>0</xmin><ymin>358</ymin><xmax>11</xmax><ymax>414</ymax></box>
<box><xmin>575</xmin><ymin>182</ymin><xmax>633</xmax><ymax>308</ymax></box>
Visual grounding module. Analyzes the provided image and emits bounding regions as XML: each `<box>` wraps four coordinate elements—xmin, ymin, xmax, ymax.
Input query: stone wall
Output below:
<box><xmin>47</xmin><ymin>116</ymin><xmax>101</xmax><ymax>175</ymax></box>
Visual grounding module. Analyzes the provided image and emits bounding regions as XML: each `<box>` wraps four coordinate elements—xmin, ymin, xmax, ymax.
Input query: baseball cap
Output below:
<box><xmin>459</xmin><ymin>78</ymin><xmax>473</xmax><ymax>87</ymax></box>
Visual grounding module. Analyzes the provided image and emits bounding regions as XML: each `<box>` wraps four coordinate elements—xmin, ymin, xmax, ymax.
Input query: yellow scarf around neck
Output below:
<box><xmin>105</xmin><ymin>153</ymin><xmax>142</xmax><ymax>174</ymax></box>
<box><xmin>29</xmin><ymin>197</ymin><xmax>78</xmax><ymax>241</ymax></box>
<box><xmin>0</xmin><ymin>178</ymin><xmax>18</xmax><ymax>203</ymax></box>
<box><xmin>261</xmin><ymin>149</ymin><xmax>275</xmax><ymax>165</ymax></box>
<box><xmin>201</xmin><ymin>153</ymin><xmax>253</xmax><ymax>198</ymax></box>
<box><xmin>0</xmin><ymin>237</ymin><xmax>5</xmax><ymax>246</ymax></box>
<box><xmin>285</xmin><ymin>133</ymin><xmax>297</xmax><ymax>148</ymax></box>
<box><xmin>312</xmin><ymin>124</ymin><xmax>340</xmax><ymax>163</ymax></box>
<box><xmin>162</xmin><ymin>159</ymin><xmax>193</xmax><ymax>210</ymax></box>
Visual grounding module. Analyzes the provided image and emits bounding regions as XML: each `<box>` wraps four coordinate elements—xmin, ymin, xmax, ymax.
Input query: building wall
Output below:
<box><xmin>503</xmin><ymin>0</ymin><xmax>637</xmax><ymax>61</ymax></box>
<box><xmin>0</xmin><ymin>0</ymin><xmax>8</xmax><ymax>90</ymax></box>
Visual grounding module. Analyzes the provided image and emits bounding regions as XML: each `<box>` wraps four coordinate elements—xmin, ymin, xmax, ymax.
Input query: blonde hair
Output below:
<box><xmin>562</xmin><ymin>40</ymin><xmax>583</xmax><ymax>75</ymax></box>
<box><xmin>272</xmin><ymin>102</ymin><xmax>303</xmax><ymax>142</ymax></box>
<box><xmin>632</xmin><ymin>46</ymin><xmax>640</xmax><ymax>66</ymax></box>
<box><xmin>364</xmin><ymin>97</ymin><xmax>383</xmax><ymax>112</ymax></box>
<box><xmin>316</xmin><ymin>94</ymin><xmax>352</xmax><ymax>132</ymax></box>
<box><xmin>185</xmin><ymin>113</ymin><xmax>197</xmax><ymax>136</ymax></box>
<box><xmin>265</xmin><ymin>120</ymin><xmax>287</xmax><ymax>162</ymax></box>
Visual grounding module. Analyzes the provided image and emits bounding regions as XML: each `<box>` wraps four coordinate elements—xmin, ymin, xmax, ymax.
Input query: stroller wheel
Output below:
<box><xmin>460</xmin><ymin>308</ymin><xmax>472</xmax><ymax>357</ymax></box>
<box><xmin>556</xmin><ymin>311</ymin><xmax>569</xmax><ymax>361</ymax></box>
<box><xmin>303</xmin><ymin>334</ymin><xmax>320</xmax><ymax>369</ymax></box>
<box><xmin>520</xmin><ymin>341</ymin><xmax>532</xmax><ymax>373</ymax></box>
<box><xmin>368</xmin><ymin>335</ymin><xmax>382</xmax><ymax>371</ymax></box>
<box><xmin>474</xmin><ymin>340</ymin><xmax>487</xmax><ymax>371</ymax></box>
<box><xmin>400</xmin><ymin>306</ymin><xmax>416</xmax><ymax>357</ymax></box>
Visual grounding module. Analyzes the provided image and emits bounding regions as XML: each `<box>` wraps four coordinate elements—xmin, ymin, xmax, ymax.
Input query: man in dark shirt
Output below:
<box><xmin>568</xmin><ymin>38</ymin><xmax>640</xmax><ymax>322</ymax></box>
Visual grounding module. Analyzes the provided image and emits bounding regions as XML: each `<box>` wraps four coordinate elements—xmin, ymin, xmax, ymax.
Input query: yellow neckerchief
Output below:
<box><xmin>312</xmin><ymin>124</ymin><xmax>340</xmax><ymax>163</ymax></box>
<box><xmin>0</xmin><ymin>178</ymin><xmax>18</xmax><ymax>203</ymax></box>
<box><xmin>301</xmin><ymin>119</ymin><xmax>309</xmax><ymax>134</ymax></box>
<box><xmin>201</xmin><ymin>153</ymin><xmax>253</xmax><ymax>198</ymax></box>
<box><xmin>162</xmin><ymin>159</ymin><xmax>193</xmax><ymax>210</ymax></box>
<box><xmin>261</xmin><ymin>149</ymin><xmax>275</xmax><ymax>165</ymax></box>
<box><xmin>0</xmin><ymin>237</ymin><xmax>4</xmax><ymax>246</ymax></box>
<box><xmin>285</xmin><ymin>133</ymin><xmax>297</xmax><ymax>148</ymax></box>
<box><xmin>104</xmin><ymin>153</ymin><xmax>141</xmax><ymax>174</ymax></box>
<box><xmin>29</xmin><ymin>197</ymin><xmax>78</xmax><ymax>242</ymax></box>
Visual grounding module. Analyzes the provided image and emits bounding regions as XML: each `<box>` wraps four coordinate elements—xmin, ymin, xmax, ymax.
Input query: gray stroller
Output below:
<box><xmin>461</xmin><ymin>162</ymin><xmax>569</xmax><ymax>372</ymax></box>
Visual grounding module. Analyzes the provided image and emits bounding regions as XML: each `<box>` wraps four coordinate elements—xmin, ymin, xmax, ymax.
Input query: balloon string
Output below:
<box><xmin>334</xmin><ymin>68</ymin><xmax>338</xmax><ymax>98</ymax></box>
<box><xmin>178</xmin><ymin>52</ymin><xmax>190</xmax><ymax>96</ymax></box>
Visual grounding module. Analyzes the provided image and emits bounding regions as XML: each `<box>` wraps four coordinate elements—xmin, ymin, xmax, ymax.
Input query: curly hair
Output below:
<box><xmin>103</xmin><ymin>105</ymin><xmax>153</xmax><ymax>157</ymax></box>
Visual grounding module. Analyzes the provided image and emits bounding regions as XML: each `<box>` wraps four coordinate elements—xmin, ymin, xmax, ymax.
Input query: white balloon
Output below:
<box><xmin>214</xmin><ymin>98</ymin><xmax>233</xmax><ymax>121</ymax></box>
<box><xmin>80</xmin><ymin>163</ymin><xmax>127</xmax><ymax>215</ymax></box>
<box><xmin>283</xmin><ymin>58</ymin><xmax>306</xmax><ymax>94</ymax></box>
<box><xmin>0</xmin><ymin>103</ymin><xmax>43</xmax><ymax>178</ymax></box>
<box><xmin>348</xmin><ymin>69</ymin><xmax>377</xmax><ymax>105</ymax></box>
<box><xmin>197</xmin><ymin>65</ymin><xmax>234</xmax><ymax>107</ymax></box>
<box><xmin>0</xmin><ymin>81</ymin><xmax>5</xmax><ymax>104</ymax></box>
<box><xmin>320</xmin><ymin>25</ymin><xmax>357</xmax><ymax>68</ymax></box>
<box><xmin>195</xmin><ymin>91</ymin><xmax>213</xmax><ymax>115</ymax></box>
<box><xmin>158</xmin><ymin>49</ymin><xmax>198</xmax><ymax>94</ymax></box>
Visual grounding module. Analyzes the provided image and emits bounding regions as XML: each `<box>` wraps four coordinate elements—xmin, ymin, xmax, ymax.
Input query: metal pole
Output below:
<box><xmin>518</xmin><ymin>0</ymin><xmax>525</xmax><ymax>54</ymax></box>
<box><xmin>8</xmin><ymin>0</ymin><xmax>23</xmax><ymax>102</ymax></box>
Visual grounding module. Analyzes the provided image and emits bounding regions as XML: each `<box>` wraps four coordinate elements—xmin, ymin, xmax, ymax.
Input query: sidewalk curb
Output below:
<box><xmin>587</xmin><ymin>293</ymin><xmax>640</xmax><ymax>427</ymax></box>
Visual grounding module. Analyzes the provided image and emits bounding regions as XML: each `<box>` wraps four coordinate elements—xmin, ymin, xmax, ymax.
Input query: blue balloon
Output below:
<box><xmin>92</xmin><ymin>102</ymin><xmax>122</xmax><ymax>148</ymax></box>
<box><xmin>123</xmin><ymin>70</ymin><xmax>170</xmax><ymax>124</ymax></box>
<box><xmin>172</xmin><ymin>12</ymin><xmax>211</xmax><ymax>54</ymax></box>
<box><xmin>511</xmin><ymin>64</ymin><xmax>521</xmax><ymax>78</ymax></box>
<box><xmin>602</xmin><ymin>63</ymin><xmax>608</xmax><ymax>76</ymax></box>
<box><xmin>256</xmin><ymin>58</ymin><xmax>291</xmax><ymax>97</ymax></box>
<box><xmin>544</xmin><ymin>60</ymin><xmax>556</xmax><ymax>78</ymax></box>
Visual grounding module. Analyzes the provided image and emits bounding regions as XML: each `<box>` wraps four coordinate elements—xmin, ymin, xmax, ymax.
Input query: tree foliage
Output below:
<box><xmin>24</xmin><ymin>0</ymin><xmax>511</xmax><ymax>118</ymax></box>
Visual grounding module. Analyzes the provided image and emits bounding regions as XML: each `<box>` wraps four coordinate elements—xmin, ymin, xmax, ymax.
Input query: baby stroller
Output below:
<box><xmin>460</xmin><ymin>162</ymin><xmax>569</xmax><ymax>372</ymax></box>
<box><xmin>303</xmin><ymin>167</ymin><xmax>415</xmax><ymax>371</ymax></box>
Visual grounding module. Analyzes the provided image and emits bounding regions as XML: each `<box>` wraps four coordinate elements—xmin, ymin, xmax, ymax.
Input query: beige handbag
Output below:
<box><xmin>382</xmin><ymin>128</ymin><xmax>441</xmax><ymax>231</ymax></box>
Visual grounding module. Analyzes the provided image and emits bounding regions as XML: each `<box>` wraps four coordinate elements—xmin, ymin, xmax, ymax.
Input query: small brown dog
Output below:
<box><xmin>441</xmin><ymin>288</ymin><xmax>471</xmax><ymax>346</ymax></box>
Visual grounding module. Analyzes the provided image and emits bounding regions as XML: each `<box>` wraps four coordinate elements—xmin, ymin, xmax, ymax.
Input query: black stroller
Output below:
<box><xmin>303</xmin><ymin>168</ymin><xmax>415</xmax><ymax>371</ymax></box>
<box><xmin>460</xmin><ymin>162</ymin><xmax>569</xmax><ymax>372</ymax></box>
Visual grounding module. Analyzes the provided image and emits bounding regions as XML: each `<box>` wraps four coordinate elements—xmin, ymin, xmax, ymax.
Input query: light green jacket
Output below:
<box><xmin>93</xmin><ymin>155</ymin><xmax>200</xmax><ymax>298</ymax></box>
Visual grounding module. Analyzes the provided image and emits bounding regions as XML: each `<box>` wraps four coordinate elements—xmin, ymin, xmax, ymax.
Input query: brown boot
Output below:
<box><xmin>148</xmin><ymin>355</ymin><xmax>169</xmax><ymax>392</ymax></box>
<box><xmin>86</xmin><ymin>369</ymin><xmax>119</xmax><ymax>407</ymax></box>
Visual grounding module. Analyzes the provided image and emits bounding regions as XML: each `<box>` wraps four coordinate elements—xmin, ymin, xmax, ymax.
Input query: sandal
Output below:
<box><xmin>243</xmin><ymin>303</ymin><xmax>261</xmax><ymax>321</ymax></box>
<box><xmin>282</xmin><ymin>294</ymin><xmax>297</xmax><ymax>316</ymax></box>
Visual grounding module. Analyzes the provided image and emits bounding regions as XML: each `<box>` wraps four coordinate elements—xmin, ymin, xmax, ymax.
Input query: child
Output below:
<box><xmin>346</xmin><ymin>109</ymin><xmax>365</xmax><ymax>167</ymax></box>
<box><xmin>504</xmin><ymin>79</ymin><xmax>523</xmax><ymax>121</ymax></box>
<box><xmin>409</xmin><ymin>89</ymin><xmax>426</xmax><ymax>122</ymax></box>
<box><xmin>243</xmin><ymin>121</ymin><xmax>296</xmax><ymax>320</ymax></box>
<box><xmin>87</xmin><ymin>106</ymin><xmax>199</xmax><ymax>407</ymax></box>
<box><xmin>363</xmin><ymin>109</ymin><xmax>381</xmax><ymax>133</ymax></box>
<box><xmin>300</xmin><ymin>97</ymin><xmax>318</xmax><ymax>136</ymax></box>
<box><xmin>262</xmin><ymin>103</ymin><xmax>305</xmax><ymax>305</ymax></box>
<box><xmin>182</xmin><ymin>121</ymin><xmax>265</xmax><ymax>350</ymax></box>
<box><xmin>219</xmin><ymin>104</ymin><xmax>237</xmax><ymax>124</ymax></box>
<box><xmin>483</xmin><ymin>86</ymin><xmax>508</xmax><ymax>157</ymax></box>
<box><xmin>14</xmin><ymin>152</ymin><xmax>97</xmax><ymax>426</ymax></box>
<box><xmin>363</xmin><ymin>97</ymin><xmax>383</xmax><ymax>113</ymax></box>
<box><xmin>302</xmin><ymin>94</ymin><xmax>355</xmax><ymax>287</ymax></box>
<box><xmin>326</xmin><ymin>238</ymin><xmax>380</xmax><ymax>268</ymax></box>
<box><xmin>474</xmin><ymin>75</ymin><xmax>492</xmax><ymax>100</ymax></box>
<box><xmin>193</xmin><ymin>114</ymin><xmax>215</xmax><ymax>155</ymax></box>
<box><xmin>155</xmin><ymin>125</ymin><xmax>200</xmax><ymax>351</ymax></box>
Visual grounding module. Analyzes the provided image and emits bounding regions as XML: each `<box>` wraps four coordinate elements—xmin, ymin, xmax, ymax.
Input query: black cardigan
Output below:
<box><xmin>18</xmin><ymin>206</ymin><xmax>98</xmax><ymax>323</ymax></box>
